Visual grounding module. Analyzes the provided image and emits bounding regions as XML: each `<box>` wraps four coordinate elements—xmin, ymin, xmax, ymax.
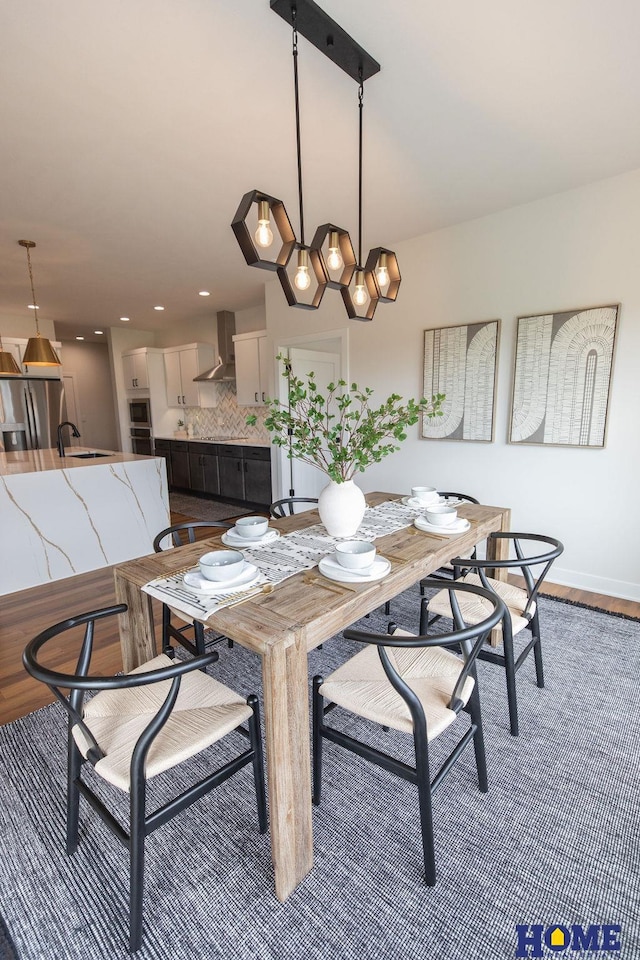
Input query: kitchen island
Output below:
<box><xmin>0</xmin><ymin>448</ymin><xmax>169</xmax><ymax>596</ymax></box>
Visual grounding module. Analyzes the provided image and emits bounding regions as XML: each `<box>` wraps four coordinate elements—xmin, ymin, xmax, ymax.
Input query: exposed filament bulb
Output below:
<box><xmin>254</xmin><ymin>200</ymin><xmax>273</xmax><ymax>249</ymax></box>
<box><xmin>326</xmin><ymin>231</ymin><xmax>343</xmax><ymax>272</ymax></box>
<box><xmin>294</xmin><ymin>248</ymin><xmax>311</xmax><ymax>291</ymax></box>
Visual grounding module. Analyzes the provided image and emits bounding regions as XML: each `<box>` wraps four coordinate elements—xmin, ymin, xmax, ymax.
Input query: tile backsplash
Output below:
<box><xmin>183</xmin><ymin>382</ymin><xmax>270</xmax><ymax>442</ymax></box>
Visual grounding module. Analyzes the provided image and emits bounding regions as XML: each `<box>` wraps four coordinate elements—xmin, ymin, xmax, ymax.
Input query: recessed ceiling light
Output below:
<box><xmin>154</xmin><ymin>305</ymin><xmax>165</xmax><ymax>311</ymax></box>
<box><xmin>28</xmin><ymin>304</ymin><xmax>38</xmax><ymax>309</ymax></box>
<box><xmin>120</xmin><ymin>317</ymin><xmax>130</xmax><ymax>322</ymax></box>
<box><xmin>198</xmin><ymin>291</ymin><xmax>210</xmax><ymax>297</ymax></box>
<box><xmin>94</xmin><ymin>330</ymin><xmax>104</xmax><ymax>335</ymax></box>
<box><xmin>76</xmin><ymin>336</ymin><xmax>85</xmax><ymax>341</ymax></box>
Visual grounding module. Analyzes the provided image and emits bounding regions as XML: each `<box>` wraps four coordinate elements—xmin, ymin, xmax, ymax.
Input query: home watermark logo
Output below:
<box><xmin>515</xmin><ymin>924</ymin><xmax>622</xmax><ymax>957</ymax></box>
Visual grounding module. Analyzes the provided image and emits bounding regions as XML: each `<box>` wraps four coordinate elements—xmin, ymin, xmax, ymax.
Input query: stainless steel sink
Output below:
<box><xmin>70</xmin><ymin>452</ymin><xmax>111</xmax><ymax>459</ymax></box>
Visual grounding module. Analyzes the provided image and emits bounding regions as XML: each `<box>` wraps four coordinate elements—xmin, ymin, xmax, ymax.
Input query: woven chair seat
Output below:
<box><xmin>72</xmin><ymin>654</ymin><xmax>252</xmax><ymax>792</ymax></box>
<box><xmin>428</xmin><ymin>573</ymin><xmax>535</xmax><ymax>638</ymax></box>
<box><xmin>320</xmin><ymin>632</ymin><xmax>474</xmax><ymax>739</ymax></box>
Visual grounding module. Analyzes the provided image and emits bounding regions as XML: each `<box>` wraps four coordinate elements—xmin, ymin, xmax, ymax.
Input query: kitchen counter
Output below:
<box><xmin>154</xmin><ymin>436</ymin><xmax>271</xmax><ymax>448</ymax></box>
<box><xmin>0</xmin><ymin>448</ymin><xmax>169</xmax><ymax>596</ymax></box>
<box><xmin>0</xmin><ymin>447</ymin><xmax>155</xmax><ymax>477</ymax></box>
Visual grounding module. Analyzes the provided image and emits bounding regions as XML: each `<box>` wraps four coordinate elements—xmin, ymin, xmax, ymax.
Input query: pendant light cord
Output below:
<box><xmin>24</xmin><ymin>244</ymin><xmax>41</xmax><ymax>336</ymax></box>
<box><xmin>358</xmin><ymin>75</ymin><xmax>364</xmax><ymax>267</ymax></box>
<box><xmin>292</xmin><ymin>7</ymin><xmax>305</xmax><ymax>245</ymax></box>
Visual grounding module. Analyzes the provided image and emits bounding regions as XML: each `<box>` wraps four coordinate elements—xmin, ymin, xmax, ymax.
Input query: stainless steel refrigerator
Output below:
<box><xmin>0</xmin><ymin>377</ymin><xmax>67</xmax><ymax>452</ymax></box>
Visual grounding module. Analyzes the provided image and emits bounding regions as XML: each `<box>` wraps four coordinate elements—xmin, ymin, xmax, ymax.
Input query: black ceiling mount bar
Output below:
<box><xmin>270</xmin><ymin>0</ymin><xmax>381</xmax><ymax>84</ymax></box>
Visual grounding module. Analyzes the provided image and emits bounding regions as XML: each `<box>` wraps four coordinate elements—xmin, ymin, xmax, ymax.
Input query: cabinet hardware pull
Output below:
<box><xmin>262</xmin><ymin>392</ymin><xmax>265</xmax><ymax>402</ymax></box>
<box><xmin>244</xmin><ymin>462</ymin><xmax>248</xmax><ymax>472</ymax></box>
<box><xmin>255</xmin><ymin>392</ymin><xmax>258</xmax><ymax>402</ymax></box>
<box><xmin>177</xmin><ymin>396</ymin><xmax>181</xmax><ymax>404</ymax></box>
<box><xmin>182</xmin><ymin>395</ymin><xmax>185</xmax><ymax>404</ymax></box>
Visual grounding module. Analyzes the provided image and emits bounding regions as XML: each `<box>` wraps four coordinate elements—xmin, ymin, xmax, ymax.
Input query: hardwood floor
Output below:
<box><xmin>2</xmin><ymin>509</ymin><xmax>638</xmax><ymax>726</ymax></box>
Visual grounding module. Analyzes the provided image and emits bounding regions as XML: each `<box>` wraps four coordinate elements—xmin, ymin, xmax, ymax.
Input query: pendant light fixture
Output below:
<box><xmin>231</xmin><ymin>0</ymin><xmax>399</xmax><ymax>319</ymax></box>
<box><xmin>341</xmin><ymin>77</ymin><xmax>379</xmax><ymax>322</ymax></box>
<box><xmin>0</xmin><ymin>334</ymin><xmax>21</xmax><ymax>376</ymax></box>
<box><xmin>18</xmin><ymin>240</ymin><xmax>61</xmax><ymax>367</ymax></box>
<box><xmin>275</xmin><ymin>5</ymin><xmax>327</xmax><ymax>309</ymax></box>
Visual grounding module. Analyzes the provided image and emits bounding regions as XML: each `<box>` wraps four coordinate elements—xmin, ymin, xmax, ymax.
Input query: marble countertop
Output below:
<box><xmin>0</xmin><ymin>447</ymin><xmax>157</xmax><ymax>477</ymax></box>
<box><xmin>154</xmin><ymin>436</ymin><xmax>270</xmax><ymax>448</ymax></box>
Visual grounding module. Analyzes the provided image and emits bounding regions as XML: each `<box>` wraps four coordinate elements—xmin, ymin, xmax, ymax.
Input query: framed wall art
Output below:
<box><xmin>509</xmin><ymin>304</ymin><xmax>619</xmax><ymax>448</ymax></box>
<box><xmin>422</xmin><ymin>319</ymin><xmax>499</xmax><ymax>442</ymax></box>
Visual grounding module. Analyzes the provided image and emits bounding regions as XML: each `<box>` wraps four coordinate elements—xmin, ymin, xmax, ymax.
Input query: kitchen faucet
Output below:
<box><xmin>57</xmin><ymin>421</ymin><xmax>81</xmax><ymax>457</ymax></box>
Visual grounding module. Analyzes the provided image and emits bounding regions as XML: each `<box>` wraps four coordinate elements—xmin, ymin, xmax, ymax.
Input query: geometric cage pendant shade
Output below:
<box><xmin>365</xmin><ymin>246</ymin><xmax>401</xmax><ymax>303</ymax></box>
<box><xmin>231</xmin><ymin>190</ymin><xmax>295</xmax><ymax>272</ymax></box>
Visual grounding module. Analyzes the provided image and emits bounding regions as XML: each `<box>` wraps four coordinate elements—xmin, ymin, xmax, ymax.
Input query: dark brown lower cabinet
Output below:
<box><xmin>160</xmin><ymin>439</ymin><xmax>271</xmax><ymax>506</ymax></box>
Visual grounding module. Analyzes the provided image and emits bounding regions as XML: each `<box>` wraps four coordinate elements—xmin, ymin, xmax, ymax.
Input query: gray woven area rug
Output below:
<box><xmin>168</xmin><ymin>493</ymin><xmax>251</xmax><ymax>522</ymax></box>
<box><xmin>1</xmin><ymin>592</ymin><xmax>639</xmax><ymax>960</ymax></box>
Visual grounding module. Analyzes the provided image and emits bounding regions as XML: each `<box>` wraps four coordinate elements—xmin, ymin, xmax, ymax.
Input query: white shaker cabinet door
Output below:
<box><xmin>164</xmin><ymin>351</ymin><xmax>183</xmax><ymax>407</ymax></box>
<box><xmin>179</xmin><ymin>348</ymin><xmax>200</xmax><ymax>407</ymax></box>
<box><xmin>235</xmin><ymin>336</ymin><xmax>262</xmax><ymax>406</ymax></box>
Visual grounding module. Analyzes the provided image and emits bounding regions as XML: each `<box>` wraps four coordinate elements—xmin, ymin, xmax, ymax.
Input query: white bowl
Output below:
<box><xmin>335</xmin><ymin>540</ymin><xmax>377</xmax><ymax>570</ymax></box>
<box><xmin>424</xmin><ymin>504</ymin><xmax>458</xmax><ymax>526</ymax></box>
<box><xmin>411</xmin><ymin>485</ymin><xmax>439</xmax><ymax>504</ymax></box>
<box><xmin>234</xmin><ymin>516</ymin><xmax>269</xmax><ymax>539</ymax></box>
<box><xmin>198</xmin><ymin>550</ymin><xmax>245</xmax><ymax>581</ymax></box>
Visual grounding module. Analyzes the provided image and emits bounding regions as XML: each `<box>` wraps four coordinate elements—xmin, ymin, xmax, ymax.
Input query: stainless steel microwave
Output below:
<box><xmin>128</xmin><ymin>398</ymin><xmax>151</xmax><ymax>427</ymax></box>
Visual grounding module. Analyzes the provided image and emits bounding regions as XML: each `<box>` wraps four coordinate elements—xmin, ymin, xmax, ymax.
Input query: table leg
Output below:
<box><xmin>114</xmin><ymin>571</ymin><xmax>157</xmax><ymax>672</ymax></box>
<box><xmin>261</xmin><ymin>629</ymin><xmax>314</xmax><ymax>901</ymax></box>
<box><xmin>486</xmin><ymin>507</ymin><xmax>511</xmax><ymax>647</ymax></box>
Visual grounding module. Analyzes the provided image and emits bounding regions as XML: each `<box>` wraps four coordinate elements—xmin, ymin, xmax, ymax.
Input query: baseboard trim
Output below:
<box><xmin>548</xmin><ymin>567</ymin><xmax>640</xmax><ymax>603</ymax></box>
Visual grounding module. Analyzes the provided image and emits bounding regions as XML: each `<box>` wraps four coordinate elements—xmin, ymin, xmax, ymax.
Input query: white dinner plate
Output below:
<box><xmin>221</xmin><ymin>528</ymin><xmax>280</xmax><ymax>548</ymax></box>
<box><xmin>318</xmin><ymin>554</ymin><xmax>392</xmax><ymax>584</ymax></box>
<box><xmin>401</xmin><ymin>495</ymin><xmax>443</xmax><ymax>509</ymax></box>
<box><xmin>414</xmin><ymin>516</ymin><xmax>471</xmax><ymax>536</ymax></box>
<box><xmin>183</xmin><ymin>563</ymin><xmax>260</xmax><ymax>594</ymax></box>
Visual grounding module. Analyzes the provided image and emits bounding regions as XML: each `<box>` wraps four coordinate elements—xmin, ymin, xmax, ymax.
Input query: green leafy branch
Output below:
<box><xmin>247</xmin><ymin>355</ymin><xmax>444</xmax><ymax>483</ymax></box>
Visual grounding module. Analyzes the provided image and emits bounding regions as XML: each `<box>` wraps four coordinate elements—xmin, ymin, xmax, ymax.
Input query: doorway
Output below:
<box><xmin>273</xmin><ymin>330</ymin><xmax>348</xmax><ymax>500</ymax></box>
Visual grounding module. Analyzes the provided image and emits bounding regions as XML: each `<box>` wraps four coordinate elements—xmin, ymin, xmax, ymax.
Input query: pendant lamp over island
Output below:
<box><xmin>231</xmin><ymin>0</ymin><xmax>400</xmax><ymax>318</ymax></box>
<box><xmin>18</xmin><ymin>240</ymin><xmax>61</xmax><ymax>367</ymax></box>
<box><xmin>0</xmin><ymin>334</ymin><xmax>21</xmax><ymax>376</ymax></box>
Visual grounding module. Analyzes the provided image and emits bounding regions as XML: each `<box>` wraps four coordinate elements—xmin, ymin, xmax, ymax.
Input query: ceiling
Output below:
<box><xmin>3</xmin><ymin>0</ymin><xmax>640</xmax><ymax>342</ymax></box>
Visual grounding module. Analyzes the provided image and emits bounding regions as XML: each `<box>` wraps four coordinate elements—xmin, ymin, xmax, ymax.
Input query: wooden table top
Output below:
<box><xmin>114</xmin><ymin>492</ymin><xmax>510</xmax><ymax>658</ymax></box>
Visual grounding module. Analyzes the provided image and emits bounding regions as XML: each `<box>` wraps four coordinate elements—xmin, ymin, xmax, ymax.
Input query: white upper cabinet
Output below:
<box><xmin>122</xmin><ymin>351</ymin><xmax>149</xmax><ymax>391</ymax></box>
<box><xmin>163</xmin><ymin>344</ymin><xmax>215</xmax><ymax>408</ymax></box>
<box><xmin>234</xmin><ymin>331</ymin><xmax>269</xmax><ymax>406</ymax></box>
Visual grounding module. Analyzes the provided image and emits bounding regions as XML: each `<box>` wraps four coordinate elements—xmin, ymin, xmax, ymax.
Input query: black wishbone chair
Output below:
<box><xmin>313</xmin><ymin>580</ymin><xmax>506</xmax><ymax>887</ymax></box>
<box><xmin>153</xmin><ymin>521</ymin><xmax>233</xmax><ymax>657</ymax></box>
<box><xmin>270</xmin><ymin>496</ymin><xmax>319</xmax><ymax>518</ymax></box>
<box><xmin>384</xmin><ymin>491</ymin><xmax>480</xmax><ymax>618</ymax></box>
<box><xmin>22</xmin><ymin>605</ymin><xmax>268</xmax><ymax>953</ymax></box>
<box><xmin>423</xmin><ymin>532</ymin><xmax>564</xmax><ymax>736</ymax></box>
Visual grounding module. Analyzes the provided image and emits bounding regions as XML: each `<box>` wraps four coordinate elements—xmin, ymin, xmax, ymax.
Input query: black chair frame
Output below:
<box><xmin>153</xmin><ymin>521</ymin><xmax>233</xmax><ymax>657</ymax></box>
<box><xmin>22</xmin><ymin>604</ymin><xmax>268</xmax><ymax>952</ymax></box>
<box><xmin>269</xmin><ymin>497</ymin><xmax>319</xmax><ymax>518</ymax></box>
<box><xmin>422</xmin><ymin>532</ymin><xmax>564</xmax><ymax>736</ymax></box>
<box><xmin>384</xmin><ymin>492</ymin><xmax>480</xmax><ymax>618</ymax></box>
<box><xmin>313</xmin><ymin>580</ymin><xmax>506</xmax><ymax>886</ymax></box>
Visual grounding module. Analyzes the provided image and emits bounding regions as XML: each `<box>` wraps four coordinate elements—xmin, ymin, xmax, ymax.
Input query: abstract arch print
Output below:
<box><xmin>422</xmin><ymin>320</ymin><xmax>499</xmax><ymax>442</ymax></box>
<box><xmin>510</xmin><ymin>305</ymin><xmax>618</xmax><ymax>447</ymax></box>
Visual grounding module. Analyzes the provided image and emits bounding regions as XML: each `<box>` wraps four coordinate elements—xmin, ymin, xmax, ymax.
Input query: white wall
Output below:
<box><xmin>265</xmin><ymin>167</ymin><xmax>640</xmax><ymax>600</ymax></box>
<box><xmin>59</xmin><ymin>340</ymin><xmax>118</xmax><ymax>449</ymax></box>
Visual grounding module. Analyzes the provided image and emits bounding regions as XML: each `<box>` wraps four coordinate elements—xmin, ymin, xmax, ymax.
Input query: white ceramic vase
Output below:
<box><xmin>317</xmin><ymin>478</ymin><xmax>366</xmax><ymax>538</ymax></box>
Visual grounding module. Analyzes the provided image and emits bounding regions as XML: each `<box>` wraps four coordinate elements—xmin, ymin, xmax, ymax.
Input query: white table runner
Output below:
<box><xmin>141</xmin><ymin>498</ymin><xmax>448</xmax><ymax>622</ymax></box>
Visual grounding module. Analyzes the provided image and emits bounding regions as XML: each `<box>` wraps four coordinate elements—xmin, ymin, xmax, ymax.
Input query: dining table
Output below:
<box><xmin>113</xmin><ymin>492</ymin><xmax>510</xmax><ymax>902</ymax></box>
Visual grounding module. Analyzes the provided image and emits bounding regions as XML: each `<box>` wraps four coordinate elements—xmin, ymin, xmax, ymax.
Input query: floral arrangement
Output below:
<box><xmin>247</xmin><ymin>355</ymin><xmax>444</xmax><ymax>483</ymax></box>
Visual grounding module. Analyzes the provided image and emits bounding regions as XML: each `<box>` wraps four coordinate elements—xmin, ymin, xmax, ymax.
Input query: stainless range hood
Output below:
<box><xmin>194</xmin><ymin>310</ymin><xmax>236</xmax><ymax>382</ymax></box>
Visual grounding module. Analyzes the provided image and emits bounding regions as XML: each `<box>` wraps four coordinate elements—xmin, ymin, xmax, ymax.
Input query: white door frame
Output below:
<box><xmin>271</xmin><ymin>327</ymin><xmax>350</xmax><ymax>501</ymax></box>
